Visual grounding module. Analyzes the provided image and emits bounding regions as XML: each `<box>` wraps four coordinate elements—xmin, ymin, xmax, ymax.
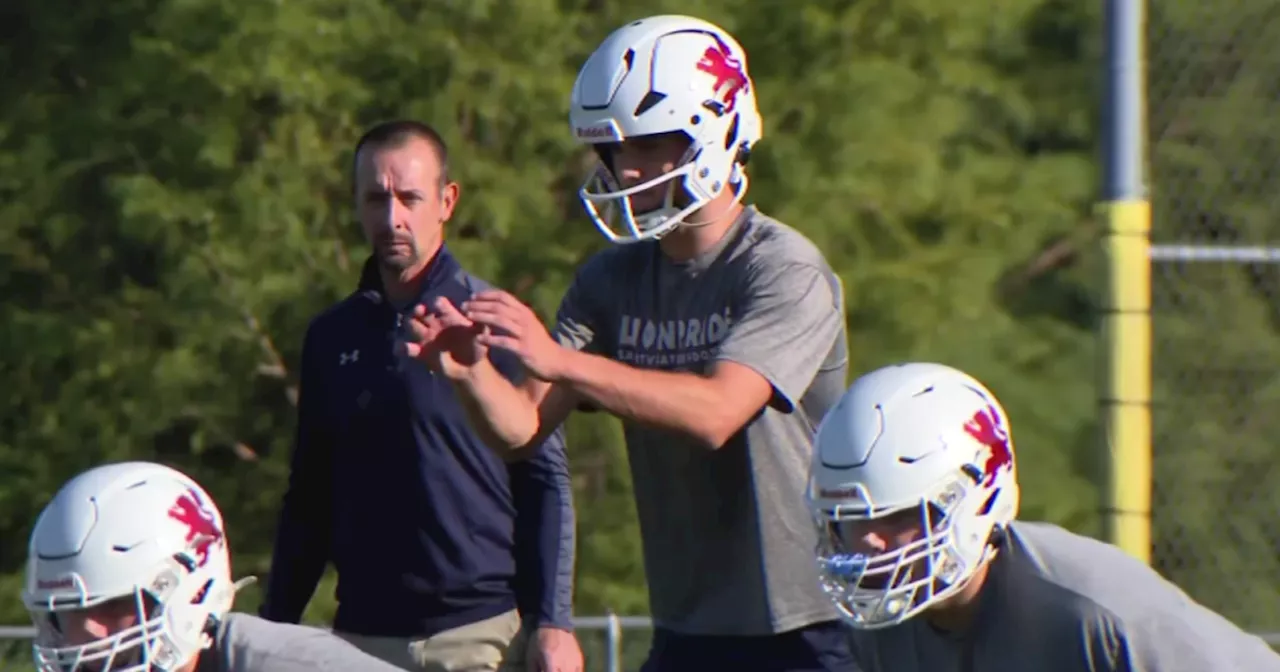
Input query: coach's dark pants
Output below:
<box><xmin>639</xmin><ymin>620</ymin><xmax>859</xmax><ymax>672</ymax></box>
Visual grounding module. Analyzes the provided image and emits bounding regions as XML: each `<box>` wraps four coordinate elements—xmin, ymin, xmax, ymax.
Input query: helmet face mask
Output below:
<box><xmin>579</xmin><ymin>137</ymin><xmax>699</xmax><ymax>242</ymax></box>
<box><xmin>807</xmin><ymin>363</ymin><xmax>1020</xmax><ymax>630</ymax></box>
<box><xmin>815</xmin><ymin>477</ymin><xmax>991</xmax><ymax>629</ymax></box>
<box><xmin>30</xmin><ymin>588</ymin><xmax>180</xmax><ymax>672</ymax></box>
<box><xmin>569</xmin><ymin>16</ymin><xmax>763</xmax><ymax>244</ymax></box>
<box><xmin>23</xmin><ymin>462</ymin><xmax>236</xmax><ymax>672</ymax></box>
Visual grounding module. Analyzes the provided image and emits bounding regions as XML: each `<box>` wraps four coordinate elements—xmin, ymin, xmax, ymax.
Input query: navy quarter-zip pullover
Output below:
<box><xmin>261</xmin><ymin>248</ymin><xmax>575</xmax><ymax>637</ymax></box>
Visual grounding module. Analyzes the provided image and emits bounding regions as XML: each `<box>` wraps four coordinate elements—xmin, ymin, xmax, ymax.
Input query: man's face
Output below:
<box><xmin>54</xmin><ymin>596</ymin><xmax>150</xmax><ymax>671</ymax></box>
<box><xmin>830</xmin><ymin>506</ymin><xmax>931</xmax><ymax>591</ymax></box>
<box><xmin>839</xmin><ymin>507</ymin><xmax>928</xmax><ymax>555</ymax></box>
<box><xmin>607</xmin><ymin>132</ymin><xmax>690</xmax><ymax>213</ymax></box>
<box><xmin>354</xmin><ymin>138</ymin><xmax>457</xmax><ymax>276</ymax></box>
<box><xmin>59</xmin><ymin>597</ymin><xmax>139</xmax><ymax>648</ymax></box>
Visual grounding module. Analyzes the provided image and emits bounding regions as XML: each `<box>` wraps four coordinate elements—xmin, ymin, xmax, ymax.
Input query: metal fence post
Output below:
<box><xmin>1101</xmin><ymin>0</ymin><xmax>1153</xmax><ymax>566</ymax></box>
<box><xmin>605</xmin><ymin>611</ymin><xmax>622</xmax><ymax>672</ymax></box>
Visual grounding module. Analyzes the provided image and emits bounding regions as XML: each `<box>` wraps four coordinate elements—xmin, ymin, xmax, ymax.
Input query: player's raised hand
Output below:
<box><xmin>402</xmin><ymin>296</ymin><xmax>488</xmax><ymax>380</ymax></box>
<box><xmin>462</xmin><ymin>289</ymin><xmax>567</xmax><ymax>382</ymax></box>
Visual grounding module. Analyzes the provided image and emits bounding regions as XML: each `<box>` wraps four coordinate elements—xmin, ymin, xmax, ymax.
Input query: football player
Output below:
<box><xmin>22</xmin><ymin>461</ymin><xmax>407</xmax><ymax>672</ymax></box>
<box><xmin>807</xmin><ymin>362</ymin><xmax>1280</xmax><ymax>671</ymax></box>
<box><xmin>405</xmin><ymin>14</ymin><xmax>856</xmax><ymax>671</ymax></box>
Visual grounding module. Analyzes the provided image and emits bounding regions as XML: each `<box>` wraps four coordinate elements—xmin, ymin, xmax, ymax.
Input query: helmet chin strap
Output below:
<box><xmin>925</xmin><ymin>530</ymin><xmax>1006</xmax><ymax>618</ymax></box>
<box><xmin>648</xmin><ymin>173</ymin><xmax>749</xmax><ymax>238</ymax></box>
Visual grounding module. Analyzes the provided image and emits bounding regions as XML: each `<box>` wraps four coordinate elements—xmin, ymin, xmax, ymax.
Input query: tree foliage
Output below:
<box><xmin>3</xmin><ymin>0</ymin><xmax>1266</xmax><ymax>662</ymax></box>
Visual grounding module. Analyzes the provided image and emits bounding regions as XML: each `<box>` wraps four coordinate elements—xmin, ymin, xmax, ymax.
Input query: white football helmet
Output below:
<box><xmin>807</xmin><ymin>363</ymin><xmax>1020</xmax><ymax>630</ymax></box>
<box><xmin>569</xmin><ymin>15</ymin><xmax>764</xmax><ymax>243</ymax></box>
<box><xmin>23</xmin><ymin>461</ymin><xmax>237</xmax><ymax>672</ymax></box>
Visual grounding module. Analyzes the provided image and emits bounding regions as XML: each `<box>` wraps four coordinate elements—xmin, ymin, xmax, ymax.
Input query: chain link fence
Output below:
<box><xmin>1148</xmin><ymin>0</ymin><xmax>1280</xmax><ymax>635</ymax></box>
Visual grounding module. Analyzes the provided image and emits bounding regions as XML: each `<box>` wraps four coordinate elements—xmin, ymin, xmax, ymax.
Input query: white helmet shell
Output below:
<box><xmin>569</xmin><ymin>15</ymin><xmax>763</xmax><ymax>243</ymax></box>
<box><xmin>23</xmin><ymin>461</ymin><xmax>236</xmax><ymax>671</ymax></box>
<box><xmin>807</xmin><ymin>363</ymin><xmax>1020</xmax><ymax>629</ymax></box>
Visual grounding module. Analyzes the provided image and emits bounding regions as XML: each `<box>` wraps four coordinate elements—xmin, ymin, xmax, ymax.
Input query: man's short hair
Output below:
<box><xmin>352</xmin><ymin>120</ymin><xmax>451</xmax><ymax>185</ymax></box>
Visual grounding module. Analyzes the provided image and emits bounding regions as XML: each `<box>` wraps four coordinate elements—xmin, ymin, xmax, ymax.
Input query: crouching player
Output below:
<box><xmin>22</xmin><ymin>461</ymin><xmax>407</xmax><ymax>672</ymax></box>
<box><xmin>807</xmin><ymin>362</ymin><xmax>1280</xmax><ymax>671</ymax></box>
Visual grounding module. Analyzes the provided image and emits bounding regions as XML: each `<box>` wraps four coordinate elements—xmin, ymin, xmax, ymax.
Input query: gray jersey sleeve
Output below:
<box><xmin>207</xmin><ymin>612</ymin><xmax>406</xmax><ymax>672</ymax></box>
<box><xmin>1099</xmin><ymin>601</ymin><xmax>1280</xmax><ymax>671</ymax></box>
<box><xmin>714</xmin><ymin>262</ymin><xmax>843</xmax><ymax>412</ymax></box>
<box><xmin>552</xmin><ymin>255</ymin><xmax>609</xmax><ymax>354</ymax></box>
<box><xmin>978</xmin><ymin>523</ymin><xmax>1280</xmax><ymax>672</ymax></box>
<box><xmin>855</xmin><ymin>523</ymin><xmax>1280</xmax><ymax>672</ymax></box>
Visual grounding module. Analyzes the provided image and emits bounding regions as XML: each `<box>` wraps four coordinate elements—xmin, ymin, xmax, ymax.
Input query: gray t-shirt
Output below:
<box><xmin>849</xmin><ymin>521</ymin><xmax>1280</xmax><ymax>671</ymax></box>
<box><xmin>202</xmin><ymin>612</ymin><xmax>405</xmax><ymax>671</ymax></box>
<box><xmin>554</xmin><ymin>206</ymin><xmax>849</xmax><ymax>636</ymax></box>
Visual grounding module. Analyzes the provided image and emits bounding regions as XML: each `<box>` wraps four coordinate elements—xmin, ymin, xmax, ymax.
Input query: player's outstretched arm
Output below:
<box><xmin>1081</xmin><ymin>600</ymin><xmax>1280</xmax><ymax>672</ymax></box>
<box><xmin>455</xmin><ymin>364</ymin><xmax>579</xmax><ymax>460</ymax></box>
<box><xmin>555</xmin><ymin>350</ymin><xmax>771</xmax><ymax>449</ymax></box>
<box><xmin>402</xmin><ymin>295</ymin><xmax>578</xmax><ymax>458</ymax></box>
<box><xmin>465</xmin><ymin>259</ymin><xmax>843</xmax><ymax>449</ymax></box>
<box><xmin>463</xmin><ymin>288</ymin><xmax>767</xmax><ymax>449</ymax></box>
<box><xmin>449</xmin><ymin>355</ymin><xmax>540</xmax><ymax>449</ymax></box>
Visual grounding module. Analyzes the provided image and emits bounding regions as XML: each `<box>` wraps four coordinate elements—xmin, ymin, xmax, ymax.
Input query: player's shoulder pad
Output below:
<box><xmin>737</xmin><ymin>208</ymin><xmax>832</xmax><ymax>271</ymax></box>
<box><xmin>1004</xmin><ymin>521</ymin><xmax>1175</xmax><ymax>622</ymax></box>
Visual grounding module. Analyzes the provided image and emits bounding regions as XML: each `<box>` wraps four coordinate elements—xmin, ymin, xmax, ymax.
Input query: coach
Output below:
<box><xmin>260</xmin><ymin>120</ymin><xmax>583</xmax><ymax>672</ymax></box>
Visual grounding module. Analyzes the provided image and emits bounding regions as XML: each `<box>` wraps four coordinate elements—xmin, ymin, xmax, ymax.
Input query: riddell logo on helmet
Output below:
<box><xmin>575</xmin><ymin>126</ymin><xmax>613</xmax><ymax>139</ymax></box>
<box><xmin>964</xmin><ymin>406</ymin><xmax>1013</xmax><ymax>486</ymax></box>
<box><xmin>37</xmin><ymin>577</ymin><xmax>74</xmax><ymax>590</ymax></box>
<box><xmin>696</xmin><ymin>37</ymin><xmax>749</xmax><ymax>116</ymax></box>
<box><xmin>169</xmin><ymin>489</ymin><xmax>224</xmax><ymax>567</ymax></box>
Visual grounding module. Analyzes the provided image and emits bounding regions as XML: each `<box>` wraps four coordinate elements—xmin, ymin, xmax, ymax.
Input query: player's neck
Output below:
<box><xmin>923</xmin><ymin>559</ymin><xmax>993</xmax><ymax>633</ymax></box>
<box><xmin>379</xmin><ymin>242</ymin><xmax>443</xmax><ymax>307</ymax></box>
<box><xmin>657</xmin><ymin>199</ymin><xmax>744</xmax><ymax>262</ymax></box>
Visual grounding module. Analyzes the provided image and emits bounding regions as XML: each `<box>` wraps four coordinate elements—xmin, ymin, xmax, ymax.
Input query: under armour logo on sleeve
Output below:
<box><xmin>339</xmin><ymin>350</ymin><xmax>360</xmax><ymax>366</ymax></box>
